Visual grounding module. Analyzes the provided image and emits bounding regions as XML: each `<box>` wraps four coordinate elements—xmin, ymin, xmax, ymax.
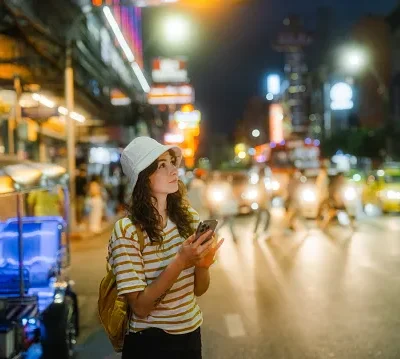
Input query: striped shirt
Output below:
<box><xmin>107</xmin><ymin>208</ymin><xmax>203</xmax><ymax>335</ymax></box>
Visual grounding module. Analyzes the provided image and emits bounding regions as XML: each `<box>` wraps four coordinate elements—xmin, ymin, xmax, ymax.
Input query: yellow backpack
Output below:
<box><xmin>98</xmin><ymin>225</ymin><xmax>145</xmax><ymax>352</ymax></box>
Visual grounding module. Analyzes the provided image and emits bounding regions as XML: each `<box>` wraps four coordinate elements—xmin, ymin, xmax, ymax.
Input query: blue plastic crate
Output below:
<box><xmin>0</xmin><ymin>216</ymin><xmax>66</xmax><ymax>289</ymax></box>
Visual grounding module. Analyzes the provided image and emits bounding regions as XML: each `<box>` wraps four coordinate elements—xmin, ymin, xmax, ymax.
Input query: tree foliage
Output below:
<box><xmin>321</xmin><ymin>128</ymin><xmax>386</xmax><ymax>159</ymax></box>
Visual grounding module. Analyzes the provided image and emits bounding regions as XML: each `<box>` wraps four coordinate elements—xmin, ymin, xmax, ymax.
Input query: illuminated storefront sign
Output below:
<box><xmin>269</xmin><ymin>104</ymin><xmax>284</xmax><ymax>143</ymax></box>
<box><xmin>152</xmin><ymin>58</ymin><xmax>188</xmax><ymax>83</ymax></box>
<box><xmin>110</xmin><ymin>88</ymin><xmax>131</xmax><ymax>106</ymax></box>
<box><xmin>330</xmin><ymin>82</ymin><xmax>354</xmax><ymax>110</ymax></box>
<box><xmin>267</xmin><ymin>74</ymin><xmax>281</xmax><ymax>95</ymax></box>
<box><xmin>148</xmin><ymin>84</ymin><xmax>194</xmax><ymax>105</ymax></box>
<box><xmin>164</xmin><ymin>132</ymin><xmax>185</xmax><ymax>144</ymax></box>
<box><xmin>174</xmin><ymin>110</ymin><xmax>201</xmax><ymax>128</ymax></box>
<box><xmin>93</xmin><ymin>1</ymin><xmax>144</xmax><ymax>67</ymax></box>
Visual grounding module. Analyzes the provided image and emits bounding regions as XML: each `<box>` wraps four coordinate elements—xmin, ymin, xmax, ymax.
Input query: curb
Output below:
<box><xmin>70</xmin><ymin>217</ymin><xmax>121</xmax><ymax>240</ymax></box>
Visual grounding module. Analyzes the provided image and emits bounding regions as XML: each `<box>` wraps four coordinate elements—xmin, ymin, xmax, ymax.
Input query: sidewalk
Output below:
<box><xmin>70</xmin><ymin>215</ymin><xmax>121</xmax><ymax>240</ymax></box>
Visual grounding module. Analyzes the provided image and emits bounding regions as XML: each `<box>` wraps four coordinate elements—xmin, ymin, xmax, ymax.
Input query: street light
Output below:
<box><xmin>341</xmin><ymin>45</ymin><xmax>392</xmax><ymax>158</ymax></box>
<box><xmin>343</xmin><ymin>48</ymin><xmax>368</xmax><ymax>73</ymax></box>
<box><xmin>342</xmin><ymin>46</ymin><xmax>387</xmax><ymax>97</ymax></box>
<box><xmin>252</xmin><ymin>129</ymin><xmax>260</xmax><ymax>138</ymax></box>
<box><xmin>163</xmin><ymin>16</ymin><xmax>190</xmax><ymax>45</ymax></box>
<box><xmin>238</xmin><ymin>151</ymin><xmax>247</xmax><ymax>159</ymax></box>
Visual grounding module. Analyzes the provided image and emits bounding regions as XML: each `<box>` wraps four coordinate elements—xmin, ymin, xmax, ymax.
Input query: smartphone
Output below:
<box><xmin>195</xmin><ymin>219</ymin><xmax>219</xmax><ymax>243</ymax></box>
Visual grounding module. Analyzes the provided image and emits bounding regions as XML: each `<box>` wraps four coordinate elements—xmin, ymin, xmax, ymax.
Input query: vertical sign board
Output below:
<box><xmin>269</xmin><ymin>104</ymin><xmax>284</xmax><ymax>144</ymax></box>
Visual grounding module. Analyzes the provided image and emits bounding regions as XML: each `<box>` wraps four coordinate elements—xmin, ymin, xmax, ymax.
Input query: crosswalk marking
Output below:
<box><xmin>224</xmin><ymin>314</ymin><xmax>246</xmax><ymax>337</ymax></box>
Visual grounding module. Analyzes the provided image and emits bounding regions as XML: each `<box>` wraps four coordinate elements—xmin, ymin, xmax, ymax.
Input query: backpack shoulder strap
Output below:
<box><xmin>106</xmin><ymin>220</ymin><xmax>145</xmax><ymax>272</ymax></box>
<box><xmin>136</xmin><ymin>224</ymin><xmax>145</xmax><ymax>253</ymax></box>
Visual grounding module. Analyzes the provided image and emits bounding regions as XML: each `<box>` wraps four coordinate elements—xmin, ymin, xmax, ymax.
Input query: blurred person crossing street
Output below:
<box><xmin>207</xmin><ymin>172</ymin><xmax>239</xmax><ymax>242</ymax></box>
<box><xmin>187</xmin><ymin>168</ymin><xmax>209</xmax><ymax>220</ymax></box>
<box><xmin>253</xmin><ymin>167</ymin><xmax>272</xmax><ymax>238</ymax></box>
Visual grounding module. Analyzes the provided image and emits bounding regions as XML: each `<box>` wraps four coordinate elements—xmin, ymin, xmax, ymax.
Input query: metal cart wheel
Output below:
<box><xmin>41</xmin><ymin>295</ymin><xmax>77</xmax><ymax>359</ymax></box>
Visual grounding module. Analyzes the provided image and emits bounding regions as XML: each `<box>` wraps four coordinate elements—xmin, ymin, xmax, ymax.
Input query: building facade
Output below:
<box><xmin>273</xmin><ymin>15</ymin><xmax>313</xmax><ymax>137</ymax></box>
<box><xmin>0</xmin><ymin>0</ymin><xmax>151</xmax><ymax>164</ymax></box>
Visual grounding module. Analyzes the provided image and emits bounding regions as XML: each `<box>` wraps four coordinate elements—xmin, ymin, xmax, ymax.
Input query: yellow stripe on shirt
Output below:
<box><xmin>108</xmin><ymin>210</ymin><xmax>203</xmax><ymax>335</ymax></box>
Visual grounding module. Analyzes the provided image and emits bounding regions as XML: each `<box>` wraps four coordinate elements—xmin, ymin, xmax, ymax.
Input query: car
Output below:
<box><xmin>362</xmin><ymin>163</ymin><xmax>400</xmax><ymax>213</ymax></box>
<box><xmin>295</xmin><ymin>170</ymin><xmax>359</xmax><ymax>219</ymax></box>
<box><xmin>206</xmin><ymin>170</ymin><xmax>259</xmax><ymax>215</ymax></box>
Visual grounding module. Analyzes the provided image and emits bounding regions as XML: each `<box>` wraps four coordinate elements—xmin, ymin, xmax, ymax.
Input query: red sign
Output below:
<box><xmin>148</xmin><ymin>84</ymin><xmax>194</xmax><ymax>105</ymax></box>
<box><xmin>269</xmin><ymin>104</ymin><xmax>284</xmax><ymax>144</ymax></box>
<box><xmin>152</xmin><ymin>58</ymin><xmax>188</xmax><ymax>83</ymax></box>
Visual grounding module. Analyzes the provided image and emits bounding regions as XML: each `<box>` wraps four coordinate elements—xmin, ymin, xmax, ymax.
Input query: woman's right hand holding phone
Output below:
<box><xmin>176</xmin><ymin>230</ymin><xmax>214</xmax><ymax>269</ymax></box>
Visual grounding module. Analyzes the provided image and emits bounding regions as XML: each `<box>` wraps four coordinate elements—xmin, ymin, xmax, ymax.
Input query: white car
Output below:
<box><xmin>295</xmin><ymin>176</ymin><xmax>359</xmax><ymax>219</ymax></box>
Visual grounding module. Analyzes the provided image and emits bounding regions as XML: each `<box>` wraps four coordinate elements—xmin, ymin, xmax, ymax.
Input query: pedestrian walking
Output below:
<box><xmin>207</xmin><ymin>172</ymin><xmax>239</xmax><ymax>242</ymax></box>
<box><xmin>253</xmin><ymin>167</ymin><xmax>272</xmax><ymax>237</ymax></box>
<box><xmin>87</xmin><ymin>175</ymin><xmax>104</xmax><ymax>233</ymax></box>
<box><xmin>187</xmin><ymin>168</ymin><xmax>209</xmax><ymax>220</ymax></box>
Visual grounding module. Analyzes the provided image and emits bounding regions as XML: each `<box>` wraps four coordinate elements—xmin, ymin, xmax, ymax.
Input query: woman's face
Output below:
<box><xmin>149</xmin><ymin>151</ymin><xmax>179</xmax><ymax>196</ymax></box>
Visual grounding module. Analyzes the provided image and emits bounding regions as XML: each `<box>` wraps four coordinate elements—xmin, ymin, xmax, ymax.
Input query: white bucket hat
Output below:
<box><xmin>120</xmin><ymin>136</ymin><xmax>182</xmax><ymax>196</ymax></box>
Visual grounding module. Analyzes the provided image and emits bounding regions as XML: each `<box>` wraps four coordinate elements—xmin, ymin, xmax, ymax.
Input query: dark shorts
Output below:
<box><xmin>122</xmin><ymin>327</ymin><xmax>202</xmax><ymax>359</ymax></box>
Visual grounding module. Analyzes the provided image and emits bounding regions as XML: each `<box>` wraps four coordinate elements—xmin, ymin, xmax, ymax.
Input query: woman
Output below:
<box><xmin>108</xmin><ymin>137</ymin><xmax>224</xmax><ymax>359</ymax></box>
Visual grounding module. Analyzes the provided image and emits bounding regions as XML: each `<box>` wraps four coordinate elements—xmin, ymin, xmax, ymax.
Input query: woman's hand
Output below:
<box><xmin>176</xmin><ymin>230</ymin><xmax>215</xmax><ymax>269</ymax></box>
<box><xmin>195</xmin><ymin>234</ymin><xmax>224</xmax><ymax>269</ymax></box>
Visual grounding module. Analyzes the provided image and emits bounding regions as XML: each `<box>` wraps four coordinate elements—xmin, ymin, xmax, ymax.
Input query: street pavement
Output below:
<box><xmin>71</xmin><ymin>211</ymin><xmax>400</xmax><ymax>359</ymax></box>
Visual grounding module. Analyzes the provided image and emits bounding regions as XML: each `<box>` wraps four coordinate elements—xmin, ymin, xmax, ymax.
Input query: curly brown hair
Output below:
<box><xmin>127</xmin><ymin>150</ymin><xmax>195</xmax><ymax>244</ymax></box>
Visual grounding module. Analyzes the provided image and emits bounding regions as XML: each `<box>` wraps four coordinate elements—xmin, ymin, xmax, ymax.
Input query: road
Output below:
<box><xmin>71</xmin><ymin>211</ymin><xmax>400</xmax><ymax>359</ymax></box>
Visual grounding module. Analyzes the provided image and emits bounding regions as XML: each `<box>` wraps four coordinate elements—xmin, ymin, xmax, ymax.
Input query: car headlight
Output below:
<box><xmin>385</xmin><ymin>190</ymin><xmax>400</xmax><ymax>200</ymax></box>
<box><xmin>250</xmin><ymin>173</ymin><xmax>259</xmax><ymax>184</ymax></box>
<box><xmin>301</xmin><ymin>189</ymin><xmax>316</xmax><ymax>202</ymax></box>
<box><xmin>344</xmin><ymin>187</ymin><xmax>357</xmax><ymax>201</ymax></box>
<box><xmin>208</xmin><ymin>188</ymin><xmax>225</xmax><ymax>203</ymax></box>
<box><xmin>251</xmin><ymin>202</ymin><xmax>259</xmax><ymax>210</ymax></box>
<box><xmin>272</xmin><ymin>181</ymin><xmax>280</xmax><ymax>191</ymax></box>
<box><xmin>242</xmin><ymin>188</ymin><xmax>258</xmax><ymax>200</ymax></box>
<box><xmin>266</xmin><ymin>180</ymin><xmax>280</xmax><ymax>191</ymax></box>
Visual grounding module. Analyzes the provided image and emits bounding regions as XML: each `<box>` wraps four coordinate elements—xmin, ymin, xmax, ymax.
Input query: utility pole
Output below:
<box><xmin>8</xmin><ymin>97</ymin><xmax>15</xmax><ymax>155</ymax></box>
<box><xmin>64</xmin><ymin>6</ymin><xmax>97</xmax><ymax>230</ymax></box>
<box><xmin>12</xmin><ymin>75</ymin><xmax>23</xmax><ymax>157</ymax></box>
<box><xmin>66</xmin><ymin>40</ymin><xmax>77</xmax><ymax>230</ymax></box>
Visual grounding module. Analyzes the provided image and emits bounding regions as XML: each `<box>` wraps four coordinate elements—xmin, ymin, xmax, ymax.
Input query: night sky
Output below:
<box><xmin>143</xmin><ymin>0</ymin><xmax>397</xmax><ymax>138</ymax></box>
